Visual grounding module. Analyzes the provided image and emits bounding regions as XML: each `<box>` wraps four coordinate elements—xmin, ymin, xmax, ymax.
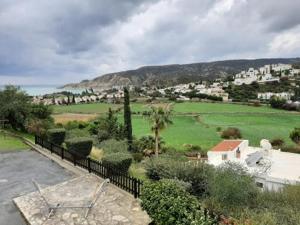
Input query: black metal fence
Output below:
<box><xmin>35</xmin><ymin>136</ymin><xmax>143</xmax><ymax>198</ymax></box>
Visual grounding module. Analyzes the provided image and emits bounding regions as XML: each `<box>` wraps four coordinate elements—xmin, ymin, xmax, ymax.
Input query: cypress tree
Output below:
<box><xmin>123</xmin><ymin>87</ymin><xmax>133</xmax><ymax>151</ymax></box>
<box><xmin>72</xmin><ymin>95</ymin><xmax>76</xmax><ymax>104</ymax></box>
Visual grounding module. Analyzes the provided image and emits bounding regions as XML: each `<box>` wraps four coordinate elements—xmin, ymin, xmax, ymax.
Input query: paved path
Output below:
<box><xmin>14</xmin><ymin>175</ymin><xmax>150</xmax><ymax>225</ymax></box>
<box><xmin>0</xmin><ymin>150</ymin><xmax>74</xmax><ymax>225</ymax></box>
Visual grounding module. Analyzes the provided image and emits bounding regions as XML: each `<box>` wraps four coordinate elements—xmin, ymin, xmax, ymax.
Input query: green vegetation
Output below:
<box><xmin>102</xmin><ymin>153</ymin><xmax>132</xmax><ymax>174</ymax></box>
<box><xmin>46</xmin><ymin>128</ymin><xmax>66</xmax><ymax>145</ymax></box>
<box><xmin>144</xmin><ymin>106</ymin><xmax>173</xmax><ymax>157</ymax></box>
<box><xmin>123</xmin><ymin>87</ymin><xmax>133</xmax><ymax>151</ymax></box>
<box><xmin>53</xmin><ymin>103</ymin><xmax>122</xmax><ymax>114</ymax></box>
<box><xmin>0</xmin><ymin>86</ymin><xmax>54</xmax><ymax>134</ymax></box>
<box><xmin>65</xmin><ymin>137</ymin><xmax>93</xmax><ymax>158</ymax></box>
<box><xmin>141</xmin><ymin>180</ymin><xmax>215</xmax><ymax>225</ymax></box>
<box><xmin>54</xmin><ymin>102</ymin><xmax>300</xmax><ymax>150</ymax></box>
<box><xmin>290</xmin><ymin>127</ymin><xmax>300</xmax><ymax>144</ymax></box>
<box><xmin>143</xmin><ymin>157</ymin><xmax>300</xmax><ymax>225</ymax></box>
<box><xmin>0</xmin><ymin>132</ymin><xmax>28</xmax><ymax>151</ymax></box>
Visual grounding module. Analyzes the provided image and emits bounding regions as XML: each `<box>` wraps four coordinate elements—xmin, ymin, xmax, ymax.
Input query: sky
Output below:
<box><xmin>0</xmin><ymin>0</ymin><xmax>300</xmax><ymax>85</ymax></box>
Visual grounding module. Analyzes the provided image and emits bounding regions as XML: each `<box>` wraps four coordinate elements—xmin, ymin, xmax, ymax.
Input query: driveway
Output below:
<box><xmin>0</xmin><ymin>150</ymin><xmax>74</xmax><ymax>225</ymax></box>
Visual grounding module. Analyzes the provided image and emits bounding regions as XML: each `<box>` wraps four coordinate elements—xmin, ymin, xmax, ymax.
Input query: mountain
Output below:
<box><xmin>63</xmin><ymin>58</ymin><xmax>300</xmax><ymax>89</ymax></box>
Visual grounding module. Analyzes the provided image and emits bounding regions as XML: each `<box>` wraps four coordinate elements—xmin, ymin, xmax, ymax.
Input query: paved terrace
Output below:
<box><xmin>14</xmin><ymin>175</ymin><xmax>150</xmax><ymax>225</ymax></box>
<box><xmin>0</xmin><ymin>150</ymin><xmax>74</xmax><ymax>225</ymax></box>
<box><xmin>1</xmin><ymin>147</ymin><xmax>150</xmax><ymax>225</ymax></box>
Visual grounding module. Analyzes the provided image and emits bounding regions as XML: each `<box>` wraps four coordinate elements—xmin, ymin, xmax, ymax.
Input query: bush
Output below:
<box><xmin>221</xmin><ymin>127</ymin><xmax>242</xmax><ymax>139</ymax></box>
<box><xmin>144</xmin><ymin>157</ymin><xmax>176</xmax><ymax>180</ymax></box>
<box><xmin>270</xmin><ymin>138</ymin><xmax>285</xmax><ymax>148</ymax></box>
<box><xmin>209</xmin><ymin>162</ymin><xmax>258</xmax><ymax>215</ymax></box>
<box><xmin>102</xmin><ymin>153</ymin><xmax>132</xmax><ymax>174</ymax></box>
<box><xmin>65</xmin><ymin>137</ymin><xmax>93</xmax><ymax>158</ymax></box>
<box><xmin>46</xmin><ymin>128</ymin><xmax>66</xmax><ymax>145</ymax></box>
<box><xmin>141</xmin><ymin>180</ymin><xmax>215</xmax><ymax>225</ymax></box>
<box><xmin>66</xmin><ymin>128</ymin><xmax>90</xmax><ymax>139</ymax></box>
<box><xmin>98</xmin><ymin>139</ymin><xmax>128</xmax><ymax>155</ymax></box>
<box><xmin>255</xmin><ymin>185</ymin><xmax>300</xmax><ymax>225</ymax></box>
<box><xmin>145</xmin><ymin>157</ymin><xmax>214</xmax><ymax>197</ymax></box>
<box><xmin>290</xmin><ymin>127</ymin><xmax>300</xmax><ymax>145</ymax></box>
<box><xmin>132</xmin><ymin>152</ymin><xmax>144</xmax><ymax>162</ymax></box>
<box><xmin>281</xmin><ymin>146</ymin><xmax>300</xmax><ymax>154</ymax></box>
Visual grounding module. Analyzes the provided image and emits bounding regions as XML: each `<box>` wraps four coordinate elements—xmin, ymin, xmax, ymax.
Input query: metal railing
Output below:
<box><xmin>35</xmin><ymin>135</ymin><xmax>143</xmax><ymax>198</ymax></box>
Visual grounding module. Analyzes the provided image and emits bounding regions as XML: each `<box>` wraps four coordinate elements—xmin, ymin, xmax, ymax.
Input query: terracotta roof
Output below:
<box><xmin>211</xmin><ymin>140</ymin><xmax>242</xmax><ymax>152</ymax></box>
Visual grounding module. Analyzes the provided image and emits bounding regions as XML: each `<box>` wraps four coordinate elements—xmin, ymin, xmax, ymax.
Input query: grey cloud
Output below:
<box><xmin>0</xmin><ymin>0</ymin><xmax>300</xmax><ymax>85</ymax></box>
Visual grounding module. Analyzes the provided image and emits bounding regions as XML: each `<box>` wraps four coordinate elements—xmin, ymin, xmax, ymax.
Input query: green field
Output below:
<box><xmin>54</xmin><ymin>102</ymin><xmax>300</xmax><ymax>150</ymax></box>
<box><xmin>0</xmin><ymin>132</ymin><xmax>28</xmax><ymax>151</ymax></box>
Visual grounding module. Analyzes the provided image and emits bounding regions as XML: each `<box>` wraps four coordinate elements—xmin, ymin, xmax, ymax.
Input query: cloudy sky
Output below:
<box><xmin>1</xmin><ymin>0</ymin><xmax>300</xmax><ymax>85</ymax></box>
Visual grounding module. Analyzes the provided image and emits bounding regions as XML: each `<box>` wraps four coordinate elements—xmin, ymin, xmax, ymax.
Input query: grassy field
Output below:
<box><xmin>54</xmin><ymin>102</ymin><xmax>300</xmax><ymax>150</ymax></box>
<box><xmin>0</xmin><ymin>132</ymin><xmax>28</xmax><ymax>151</ymax></box>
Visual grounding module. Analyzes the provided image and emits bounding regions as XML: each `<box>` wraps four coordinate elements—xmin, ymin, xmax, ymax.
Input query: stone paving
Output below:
<box><xmin>14</xmin><ymin>174</ymin><xmax>151</xmax><ymax>225</ymax></box>
<box><xmin>0</xmin><ymin>150</ymin><xmax>74</xmax><ymax>225</ymax></box>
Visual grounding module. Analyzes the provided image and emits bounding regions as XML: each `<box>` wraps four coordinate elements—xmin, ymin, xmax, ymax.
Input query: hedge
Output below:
<box><xmin>141</xmin><ymin>180</ymin><xmax>215</xmax><ymax>225</ymax></box>
<box><xmin>46</xmin><ymin>128</ymin><xmax>66</xmax><ymax>145</ymax></box>
<box><xmin>102</xmin><ymin>153</ymin><xmax>132</xmax><ymax>174</ymax></box>
<box><xmin>65</xmin><ymin>137</ymin><xmax>93</xmax><ymax>158</ymax></box>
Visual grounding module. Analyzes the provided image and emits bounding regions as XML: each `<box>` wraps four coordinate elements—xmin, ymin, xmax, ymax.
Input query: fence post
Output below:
<box><xmin>61</xmin><ymin>148</ymin><xmax>64</xmax><ymax>160</ymax></box>
<box><xmin>133</xmin><ymin>178</ymin><xmax>138</xmax><ymax>198</ymax></box>
<box><xmin>88</xmin><ymin>158</ymin><xmax>91</xmax><ymax>173</ymax></box>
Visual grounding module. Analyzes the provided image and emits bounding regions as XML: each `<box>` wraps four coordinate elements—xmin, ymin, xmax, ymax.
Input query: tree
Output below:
<box><xmin>72</xmin><ymin>95</ymin><xmax>76</xmax><ymax>104</ymax></box>
<box><xmin>290</xmin><ymin>128</ymin><xmax>300</xmax><ymax>145</ymax></box>
<box><xmin>0</xmin><ymin>86</ymin><xmax>31</xmax><ymax>130</ymax></box>
<box><xmin>123</xmin><ymin>87</ymin><xmax>133</xmax><ymax>151</ymax></box>
<box><xmin>67</xmin><ymin>95</ymin><xmax>70</xmax><ymax>105</ymax></box>
<box><xmin>145</xmin><ymin>106</ymin><xmax>172</xmax><ymax>157</ymax></box>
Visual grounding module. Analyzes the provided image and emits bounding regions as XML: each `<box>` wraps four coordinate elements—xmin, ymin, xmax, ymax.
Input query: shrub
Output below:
<box><xmin>102</xmin><ymin>153</ymin><xmax>132</xmax><ymax>174</ymax></box>
<box><xmin>145</xmin><ymin>157</ymin><xmax>214</xmax><ymax>197</ymax></box>
<box><xmin>97</xmin><ymin>130</ymin><xmax>110</xmax><ymax>142</ymax></box>
<box><xmin>281</xmin><ymin>146</ymin><xmax>300</xmax><ymax>154</ymax></box>
<box><xmin>98</xmin><ymin>139</ymin><xmax>128</xmax><ymax>155</ymax></box>
<box><xmin>216</xmin><ymin>127</ymin><xmax>222</xmax><ymax>132</ymax></box>
<box><xmin>221</xmin><ymin>127</ymin><xmax>242</xmax><ymax>139</ymax></box>
<box><xmin>270</xmin><ymin>138</ymin><xmax>285</xmax><ymax>148</ymax></box>
<box><xmin>64</xmin><ymin>121</ymin><xmax>89</xmax><ymax>130</ymax></box>
<box><xmin>290</xmin><ymin>128</ymin><xmax>300</xmax><ymax>145</ymax></box>
<box><xmin>132</xmin><ymin>152</ymin><xmax>144</xmax><ymax>162</ymax></box>
<box><xmin>144</xmin><ymin>157</ymin><xmax>176</xmax><ymax>180</ymax></box>
<box><xmin>209</xmin><ymin>162</ymin><xmax>258</xmax><ymax>215</ymax></box>
<box><xmin>46</xmin><ymin>128</ymin><xmax>66</xmax><ymax>145</ymax></box>
<box><xmin>66</xmin><ymin>128</ymin><xmax>90</xmax><ymax>139</ymax></box>
<box><xmin>65</xmin><ymin>137</ymin><xmax>93</xmax><ymax>158</ymax></box>
<box><xmin>141</xmin><ymin>180</ymin><xmax>215</xmax><ymax>225</ymax></box>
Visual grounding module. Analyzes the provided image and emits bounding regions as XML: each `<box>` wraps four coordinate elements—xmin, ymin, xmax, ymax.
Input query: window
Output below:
<box><xmin>222</xmin><ymin>154</ymin><xmax>227</xmax><ymax>160</ymax></box>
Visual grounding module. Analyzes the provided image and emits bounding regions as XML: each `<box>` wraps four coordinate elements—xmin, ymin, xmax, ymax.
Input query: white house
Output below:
<box><xmin>234</xmin><ymin>68</ymin><xmax>259</xmax><ymax>85</ymax></box>
<box><xmin>257</xmin><ymin>92</ymin><xmax>294</xmax><ymax>100</ymax></box>
<box><xmin>207</xmin><ymin>140</ymin><xmax>300</xmax><ymax>191</ymax></box>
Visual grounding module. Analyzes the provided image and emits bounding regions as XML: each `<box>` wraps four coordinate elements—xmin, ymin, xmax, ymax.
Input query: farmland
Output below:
<box><xmin>53</xmin><ymin>102</ymin><xmax>300</xmax><ymax>150</ymax></box>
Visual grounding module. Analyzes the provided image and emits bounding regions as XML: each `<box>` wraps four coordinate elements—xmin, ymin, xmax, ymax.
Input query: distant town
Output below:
<box><xmin>33</xmin><ymin>63</ymin><xmax>300</xmax><ymax>109</ymax></box>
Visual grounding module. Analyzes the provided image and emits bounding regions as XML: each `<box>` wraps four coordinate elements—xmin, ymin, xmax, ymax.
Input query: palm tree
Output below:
<box><xmin>145</xmin><ymin>106</ymin><xmax>172</xmax><ymax>157</ymax></box>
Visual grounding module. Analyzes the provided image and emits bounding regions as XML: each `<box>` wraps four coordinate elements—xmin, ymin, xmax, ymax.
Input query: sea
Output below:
<box><xmin>0</xmin><ymin>85</ymin><xmax>84</xmax><ymax>96</ymax></box>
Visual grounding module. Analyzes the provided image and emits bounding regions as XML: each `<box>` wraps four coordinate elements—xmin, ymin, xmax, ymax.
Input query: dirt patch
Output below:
<box><xmin>52</xmin><ymin>113</ymin><xmax>98</xmax><ymax>124</ymax></box>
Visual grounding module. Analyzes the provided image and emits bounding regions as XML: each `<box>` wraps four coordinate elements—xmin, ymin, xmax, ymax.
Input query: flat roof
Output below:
<box><xmin>211</xmin><ymin>140</ymin><xmax>243</xmax><ymax>152</ymax></box>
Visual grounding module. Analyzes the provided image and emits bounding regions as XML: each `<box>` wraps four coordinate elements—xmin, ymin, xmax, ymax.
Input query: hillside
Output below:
<box><xmin>63</xmin><ymin>58</ymin><xmax>300</xmax><ymax>89</ymax></box>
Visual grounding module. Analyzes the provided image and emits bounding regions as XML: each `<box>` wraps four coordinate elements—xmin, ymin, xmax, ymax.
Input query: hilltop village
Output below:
<box><xmin>33</xmin><ymin>63</ymin><xmax>300</xmax><ymax>108</ymax></box>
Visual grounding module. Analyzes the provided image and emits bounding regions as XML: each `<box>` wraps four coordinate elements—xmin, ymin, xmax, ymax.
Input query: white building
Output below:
<box><xmin>207</xmin><ymin>140</ymin><xmax>300</xmax><ymax>191</ymax></box>
<box><xmin>257</xmin><ymin>92</ymin><xmax>294</xmax><ymax>100</ymax></box>
<box><xmin>234</xmin><ymin>68</ymin><xmax>259</xmax><ymax>85</ymax></box>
